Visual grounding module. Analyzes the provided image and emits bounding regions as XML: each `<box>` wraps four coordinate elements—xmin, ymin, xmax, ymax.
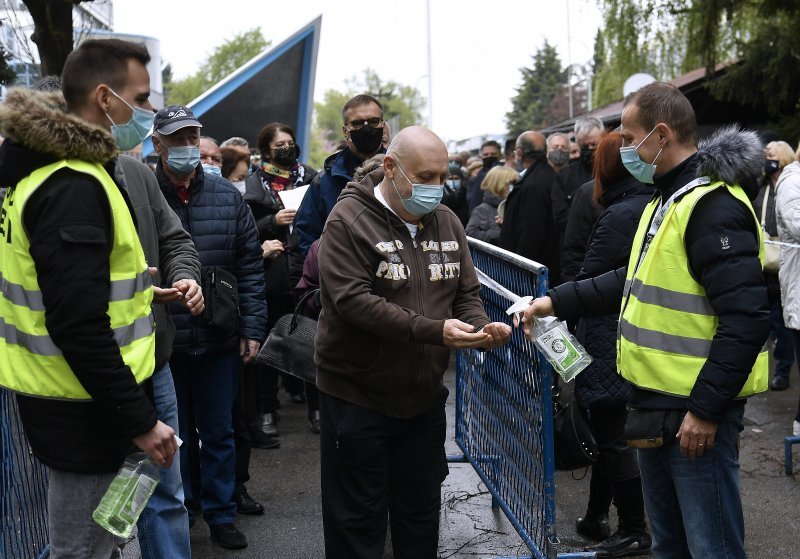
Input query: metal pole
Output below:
<box><xmin>566</xmin><ymin>0</ymin><xmax>573</xmax><ymax>119</ymax></box>
<box><xmin>426</xmin><ymin>0</ymin><xmax>433</xmax><ymax>129</ymax></box>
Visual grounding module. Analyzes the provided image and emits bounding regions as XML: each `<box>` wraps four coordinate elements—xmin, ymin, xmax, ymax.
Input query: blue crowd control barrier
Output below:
<box><xmin>1</xmin><ymin>388</ymin><xmax>49</xmax><ymax>558</ymax></box>
<box><xmin>454</xmin><ymin>237</ymin><xmax>563</xmax><ymax>558</ymax></box>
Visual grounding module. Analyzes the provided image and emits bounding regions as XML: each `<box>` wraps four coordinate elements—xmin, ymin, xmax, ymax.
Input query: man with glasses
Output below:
<box><xmin>291</xmin><ymin>94</ymin><xmax>386</xmax><ymax>265</ymax></box>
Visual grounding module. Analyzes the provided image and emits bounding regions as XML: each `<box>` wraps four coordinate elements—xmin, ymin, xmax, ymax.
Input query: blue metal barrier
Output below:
<box><xmin>1</xmin><ymin>388</ymin><xmax>49</xmax><ymax>558</ymax></box>
<box><xmin>454</xmin><ymin>238</ymin><xmax>594</xmax><ymax>559</ymax></box>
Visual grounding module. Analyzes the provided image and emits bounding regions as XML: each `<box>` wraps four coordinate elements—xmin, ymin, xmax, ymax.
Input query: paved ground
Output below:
<box><xmin>126</xmin><ymin>358</ymin><xmax>800</xmax><ymax>558</ymax></box>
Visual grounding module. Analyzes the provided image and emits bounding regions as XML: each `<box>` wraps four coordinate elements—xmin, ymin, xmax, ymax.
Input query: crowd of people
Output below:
<box><xmin>0</xmin><ymin>36</ymin><xmax>799</xmax><ymax>559</ymax></box>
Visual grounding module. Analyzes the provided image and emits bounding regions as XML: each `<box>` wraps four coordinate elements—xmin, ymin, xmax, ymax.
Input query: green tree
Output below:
<box><xmin>21</xmin><ymin>0</ymin><xmax>94</xmax><ymax>76</ymax></box>
<box><xmin>505</xmin><ymin>40</ymin><xmax>569</xmax><ymax>136</ymax></box>
<box><xmin>0</xmin><ymin>46</ymin><xmax>16</xmax><ymax>86</ymax></box>
<box><xmin>165</xmin><ymin>29</ymin><xmax>270</xmax><ymax>105</ymax></box>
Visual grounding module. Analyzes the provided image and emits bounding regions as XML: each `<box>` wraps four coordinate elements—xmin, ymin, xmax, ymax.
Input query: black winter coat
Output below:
<box><xmin>498</xmin><ymin>159</ymin><xmax>560</xmax><ymax>284</ymax></box>
<box><xmin>573</xmin><ymin>176</ymin><xmax>653</xmax><ymax>409</ymax></box>
<box><xmin>243</xmin><ymin>165</ymin><xmax>316</xmax><ymax>295</ymax></box>
<box><xmin>561</xmin><ymin>180</ymin><xmax>604</xmax><ymax>283</ymax></box>
<box><xmin>551</xmin><ymin>159</ymin><xmax>593</xmax><ymax>233</ymax></box>
<box><xmin>465</xmin><ymin>191</ymin><xmax>502</xmax><ymax>244</ymax></box>
<box><xmin>550</xmin><ymin>149</ymin><xmax>770</xmax><ymax>422</ymax></box>
<box><xmin>157</xmin><ymin>163</ymin><xmax>267</xmax><ymax>352</ymax></box>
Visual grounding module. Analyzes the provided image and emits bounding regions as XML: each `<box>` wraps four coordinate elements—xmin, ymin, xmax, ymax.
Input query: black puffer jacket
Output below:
<box><xmin>157</xmin><ymin>162</ymin><xmax>267</xmax><ymax>352</ymax></box>
<box><xmin>561</xmin><ymin>180</ymin><xmax>604</xmax><ymax>283</ymax></box>
<box><xmin>573</xmin><ymin>176</ymin><xmax>653</xmax><ymax>409</ymax></box>
<box><xmin>465</xmin><ymin>190</ymin><xmax>502</xmax><ymax>244</ymax></box>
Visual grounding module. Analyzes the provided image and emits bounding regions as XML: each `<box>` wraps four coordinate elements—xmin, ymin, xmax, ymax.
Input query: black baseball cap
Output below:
<box><xmin>153</xmin><ymin>105</ymin><xmax>202</xmax><ymax>135</ymax></box>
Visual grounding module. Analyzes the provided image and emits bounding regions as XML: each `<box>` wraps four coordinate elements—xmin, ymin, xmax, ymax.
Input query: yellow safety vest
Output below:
<box><xmin>0</xmin><ymin>159</ymin><xmax>155</xmax><ymax>400</ymax></box>
<box><xmin>617</xmin><ymin>179</ymin><xmax>768</xmax><ymax>398</ymax></box>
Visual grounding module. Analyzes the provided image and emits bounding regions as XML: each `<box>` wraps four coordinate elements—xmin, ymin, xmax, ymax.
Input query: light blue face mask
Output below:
<box><xmin>619</xmin><ymin>126</ymin><xmax>662</xmax><ymax>184</ymax></box>
<box><xmin>166</xmin><ymin>145</ymin><xmax>201</xmax><ymax>175</ymax></box>
<box><xmin>202</xmin><ymin>163</ymin><xmax>222</xmax><ymax>176</ymax></box>
<box><xmin>445</xmin><ymin>178</ymin><xmax>461</xmax><ymax>190</ymax></box>
<box><xmin>392</xmin><ymin>160</ymin><xmax>444</xmax><ymax>217</ymax></box>
<box><xmin>105</xmin><ymin>88</ymin><xmax>154</xmax><ymax>151</ymax></box>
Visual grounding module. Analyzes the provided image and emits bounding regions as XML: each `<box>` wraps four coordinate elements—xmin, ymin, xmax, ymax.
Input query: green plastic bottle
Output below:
<box><xmin>531</xmin><ymin>316</ymin><xmax>593</xmax><ymax>382</ymax></box>
<box><xmin>92</xmin><ymin>452</ymin><xmax>160</xmax><ymax>538</ymax></box>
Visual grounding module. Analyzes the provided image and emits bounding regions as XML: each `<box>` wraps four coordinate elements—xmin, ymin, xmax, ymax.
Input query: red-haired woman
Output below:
<box><xmin>572</xmin><ymin>132</ymin><xmax>654</xmax><ymax>557</ymax></box>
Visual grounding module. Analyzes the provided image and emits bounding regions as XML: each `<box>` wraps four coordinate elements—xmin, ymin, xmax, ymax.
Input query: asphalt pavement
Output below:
<box><xmin>125</xmin><ymin>356</ymin><xmax>800</xmax><ymax>558</ymax></box>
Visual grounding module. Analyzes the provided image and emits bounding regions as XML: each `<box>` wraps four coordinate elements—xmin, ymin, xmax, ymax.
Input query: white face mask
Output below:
<box><xmin>231</xmin><ymin>180</ymin><xmax>246</xmax><ymax>195</ymax></box>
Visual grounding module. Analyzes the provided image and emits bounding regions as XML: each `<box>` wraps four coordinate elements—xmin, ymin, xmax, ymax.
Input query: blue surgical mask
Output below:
<box><xmin>166</xmin><ymin>145</ymin><xmax>201</xmax><ymax>175</ymax></box>
<box><xmin>202</xmin><ymin>163</ymin><xmax>222</xmax><ymax>176</ymax></box>
<box><xmin>105</xmin><ymin>88</ymin><xmax>154</xmax><ymax>151</ymax></box>
<box><xmin>446</xmin><ymin>178</ymin><xmax>461</xmax><ymax>190</ymax></box>
<box><xmin>619</xmin><ymin>126</ymin><xmax>662</xmax><ymax>184</ymax></box>
<box><xmin>391</xmin><ymin>160</ymin><xmax>444</xmax><ymax>217</ymax></box>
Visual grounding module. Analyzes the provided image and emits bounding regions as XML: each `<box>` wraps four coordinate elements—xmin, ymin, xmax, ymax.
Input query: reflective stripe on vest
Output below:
<box><xmin>617</xmin><ymin>180</ymin><xmax>768</xmax><ymax>398</ymax></box>
<box><xmin>0</xmin><ymin>159</ymin><xmax>155</xmax><ymax>400</ymax></box>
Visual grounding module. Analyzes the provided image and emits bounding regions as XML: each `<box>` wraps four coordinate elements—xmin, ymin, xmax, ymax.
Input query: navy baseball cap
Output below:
<box><xmin>153</xmin><ymin>105</ymin><xmax>202</xmax><ymax>135</ymax></box>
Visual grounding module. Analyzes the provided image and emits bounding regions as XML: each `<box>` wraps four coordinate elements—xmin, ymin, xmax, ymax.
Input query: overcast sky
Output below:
<box><xmin>114</xmin><ymin>0</ymin><xmax>602</xmax><ymax>142</ymax></box>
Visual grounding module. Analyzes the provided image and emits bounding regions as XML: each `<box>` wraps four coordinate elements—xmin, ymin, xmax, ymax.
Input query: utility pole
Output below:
<box><xmin>426</xmin><ymin>0</ymin><xmax>433</xmax><ymax>129</ymax></box>
<box><xmin>566</xmin><ymin>0</ymin><xmax>573</xmax><ymax>119</ymax></box>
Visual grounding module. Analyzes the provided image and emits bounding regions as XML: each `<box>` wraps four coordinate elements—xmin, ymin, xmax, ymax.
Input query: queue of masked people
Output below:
<box><xmin>0</xmin><ymin>37</ymin><xmax>515</xmax><ymax>559</ymax></box>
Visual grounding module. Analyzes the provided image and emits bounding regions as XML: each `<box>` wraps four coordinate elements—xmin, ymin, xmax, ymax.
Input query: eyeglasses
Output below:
<box><xmin>345</xmin><ymin>117</ymin><xmax>384</xmax><ymax>131</ymax></box>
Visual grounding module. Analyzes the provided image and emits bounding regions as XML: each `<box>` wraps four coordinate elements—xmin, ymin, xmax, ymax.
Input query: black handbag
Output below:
<box><xmin>552</xmin><ymin>380</ymin><xmax>599</xmax><ymax>470</ymax></box>
<box><xmin>257</xmin><ymin>290</ymin><xmax>317</xmax><ymax>383</ymax></box>
<box><xmin>201</xmin><ymin>266</ymin><xmax>239</xmax><ymax>336</ymax></box>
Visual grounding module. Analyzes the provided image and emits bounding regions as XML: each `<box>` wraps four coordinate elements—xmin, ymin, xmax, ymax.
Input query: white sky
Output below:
<box><xmin>113</xmin><ymin>0</ymin><xmax>602</xmax><ymax>142</ymax></box>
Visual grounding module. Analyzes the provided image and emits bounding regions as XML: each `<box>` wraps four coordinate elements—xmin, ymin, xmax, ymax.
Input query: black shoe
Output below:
<box><xmin>586</xmin><ymin>530</ymin><xmax>652</xmax><ymax>558</ymax></box>
<box><xmin>771</xmin><ymin>376</ymin><xmax>790</xmax><ymax>391</ymax></box>
<box><xmin>576</xmin><ymin>514</ymin><xmax>610</xmax><ymax>541</ymax></box>
<box><xmin>290</xmin><ymin>392</ymin><xmax>306</xmax><ymax>404</ymax></box>
<box><xmin>209</xmin><ymin>523</ymin><xmax>248</xmax><ymax>550</ymax></box>
<box><xmin>250</xmin><ymin>430</ymin><xmax>281</xmax><ymax>449</ymax></box>
<box><xmin>261</xmin><ymin>412</ymin><xmax>279</xmax><ymax>437</ymax></box>
<box><xmin>308</xmin><ymin>409</ymin><xmax>321</xmax><ymax>434</ymax></box>
<box><xmin>233</xmin><ymin>487</ymin><xmax>264</xmax><ymax>515</ymax></box>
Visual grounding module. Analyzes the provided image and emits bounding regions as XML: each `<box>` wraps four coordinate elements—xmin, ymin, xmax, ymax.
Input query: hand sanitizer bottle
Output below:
<box><xmin>531</xmin><ymin>316</ymin><xmax>593</xmax><ymax>382</ymax></box>
<box><xmin>93</xmin><ymin>452</ymin><xmax>160</xmax><ymax>538</ymax></box>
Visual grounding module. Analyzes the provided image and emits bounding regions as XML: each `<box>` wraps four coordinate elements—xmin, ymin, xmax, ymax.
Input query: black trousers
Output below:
<box><xmin>319</xmin><ymin>388</ymin><xmax>449</xmax><ymax>559</ymax></box>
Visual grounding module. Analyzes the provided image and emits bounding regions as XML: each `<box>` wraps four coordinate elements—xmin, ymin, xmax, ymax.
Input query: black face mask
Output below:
<box><xmin>764</xmin><ymin>159</ymin><xmax>780</xmax><ymax>176</ymax></box>
<box><xmin>272</xmin><ymin>145</ymin><xmax>298</xmax><ymax>166</ymax></box>
<box><xmin>349</xmin><ymin>125</ymin><xmax>384</xmax><ymax>156</ymax></box>
<box><xmin>580</xmin><ymin>147</ymin><xmax>595</xmax><ymax>170</ymax></box>
<box><xmin>482</xmin><ymin>156</ymin><xmax>499</xmax><ymax>170</ymax></box>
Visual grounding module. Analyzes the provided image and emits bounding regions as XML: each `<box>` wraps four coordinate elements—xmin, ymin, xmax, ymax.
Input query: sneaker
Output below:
<box><xmin>308</xmin><ymin>409</ymin><xmax>321</xmax><ymax>434</ymax></box>
<box><xmin>209</xmin><ymin>523</ymin><xmax>248</xmax><ymax>549</ymax></box>
<box><xmin>261</xmin><ymin>413</ymin><xmax>279</xmax><ymax>437</ymax></box>
<box><xmin>793</xmin><ymin>420</ymin><xmax>800</xmax><ymax>437</ymax></box>
<box><xmin>586</xmin><ymin>530</ymin><xmax>652</xmax><ymax>558</ymax></box>
<box><xmin>233</xmin><ymin>487</ymin><xmax>264</xmax><ymax>515</ymax></box>
<box><xmin>576</xmin><ymin>513</ymin><xmax>610</xmax><ymax>541</ymax></box>
<box><xmin>771</xmin><ymin>376</ymin><xmax>790</xmax><ymax>391</ymax></box>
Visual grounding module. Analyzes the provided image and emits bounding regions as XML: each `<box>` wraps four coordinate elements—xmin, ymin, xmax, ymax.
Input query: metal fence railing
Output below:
<box><xmin>453</xmin><ymin>238</ymin><xmax>592</xmax><ymax>559</ymax></box>
<box><xmin>1</xmin><ymin>388</ymin><xmax>49</xmax><ymax>558</ymax></box>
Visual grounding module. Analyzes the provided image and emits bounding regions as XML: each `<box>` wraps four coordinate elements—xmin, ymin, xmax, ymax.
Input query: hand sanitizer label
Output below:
<box><xmin>535</xmin><ymin>326</ymin><xmax>581</xmax><ymax>372</ymax></box>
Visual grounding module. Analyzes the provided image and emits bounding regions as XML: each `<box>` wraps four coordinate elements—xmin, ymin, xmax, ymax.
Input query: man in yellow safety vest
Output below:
<box><xmin>521</xmin><ymin>82</ymin><xmax>769</xmax><ymax>558</ymax></box>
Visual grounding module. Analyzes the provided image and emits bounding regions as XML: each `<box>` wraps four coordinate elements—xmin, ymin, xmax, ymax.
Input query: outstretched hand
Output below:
<box><xmin>513</xmin><ymin>296</ymin><xmax>554</xmax><ymax>339</ymax></box>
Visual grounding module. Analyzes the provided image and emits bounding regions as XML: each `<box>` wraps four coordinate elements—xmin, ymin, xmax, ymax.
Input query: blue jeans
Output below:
<box><xmin>137</xmin><ymin>363</ymin><xmax>191</xmax><ymax>559</ymax></box>
<box><xmin>637</xmin><ymin>407</ymin><xmax>746</xmax><ymax>559</ymax></box>
<box><xmin>770</xmin><ymin>299</ymin><xmax>798</xmax><ymax>380</ymax></box>
<box><xmin>172</xmin><ymin>350</ymin><xmax>239</xmax><ymax>526</ymax></box>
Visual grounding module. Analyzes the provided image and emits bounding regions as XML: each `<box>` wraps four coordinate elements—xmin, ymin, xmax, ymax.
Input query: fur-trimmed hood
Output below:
<box><xmin>0</xmin><ymin>88</ymin><xmax>117</xmax><ymax>163</ymax></box>
<box><xmin>695</xmin><ymin>125</ymin><xmax>764</xmax><ymax>198</ymax></box>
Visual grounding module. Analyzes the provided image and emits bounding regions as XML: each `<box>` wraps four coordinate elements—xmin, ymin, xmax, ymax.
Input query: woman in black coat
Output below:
<box><xmin>572</xmin><ymin>132</ymin><xmax>654</xmax><ymax>557</ymax></box>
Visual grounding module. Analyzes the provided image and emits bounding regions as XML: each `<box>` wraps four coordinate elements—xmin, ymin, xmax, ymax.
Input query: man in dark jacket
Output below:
<box><xmin>290</xmin><ymin>94</ymin><xmax>386</xmax><ymax>263</ymax></box>
<box><xmin>560</xmin><ymin>180</ymin><xmax>604</xmax><ymax>283</ymax></box>
<box><xmin>522</xmin><ymin>83</ymin><xmax>770</xmax><ymax>558</ymax></box>
<box><xmin>552</xmin><ymin>117</ymin><xmax>604</xmax><ymax>252</ymax></box>
<box><xmin>152</xmin><ymin>105</ymin><xmax>267</xmax><ymax>550</ymax></box>
<box><xmin>316</xmin><ymin>126</ymin><xmax>511</xmax><ymax>558</ymax></box>
<box><xmin>465</xmin><ymin>139</ymin><xmax>502</xmax><ymax>214</ymax></box>
<box><xmin>0</xmin><ymin>40</ymin><xmax>177</xmax><ymax>558</ymax></box>
<box><xmin>498</xmin><ymin>131</ymin><xmax>560</xmax><ymax>284</ymax></box>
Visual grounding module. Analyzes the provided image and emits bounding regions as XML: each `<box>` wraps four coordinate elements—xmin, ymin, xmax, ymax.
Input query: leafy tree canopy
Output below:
<box><xmin>166</xmin><ymin>28</ymin><xmax>270</xmax><ymax>105</ymax></box>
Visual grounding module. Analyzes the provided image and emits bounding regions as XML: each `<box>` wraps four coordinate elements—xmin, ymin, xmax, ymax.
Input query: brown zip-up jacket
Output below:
<box><xmin>316</xmin><ymin>168</ymin><xmax>490</xmax><ymax>418</ymax></box>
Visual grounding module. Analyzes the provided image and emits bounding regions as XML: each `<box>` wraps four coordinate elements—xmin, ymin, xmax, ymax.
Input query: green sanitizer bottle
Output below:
<box><xmin>92</xmin><ymin>452</ymin><xmax>160</xmax><ymax>538</ymax></box>
<box><xmin>530</xmin><ymin>316</ymin><xmax>593</xmax><ymax>382</ymax></box>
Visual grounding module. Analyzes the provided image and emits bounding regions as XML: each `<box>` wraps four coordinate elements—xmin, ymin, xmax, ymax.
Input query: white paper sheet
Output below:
<box><xmin>277</xmin><ymin>185</ymin><xmax>309</xmax><ymax>211</ymax></box>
